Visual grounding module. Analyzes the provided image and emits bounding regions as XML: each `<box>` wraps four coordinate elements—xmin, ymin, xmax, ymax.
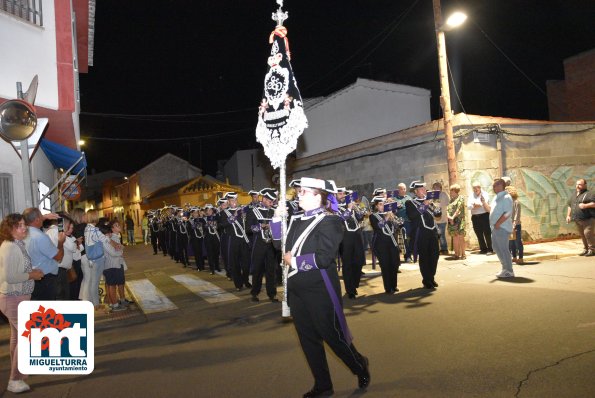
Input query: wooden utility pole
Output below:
<box><xmin>433</xmin><ymin>0</ymin><xmax>458</xmax><ymax>186</ymax></box>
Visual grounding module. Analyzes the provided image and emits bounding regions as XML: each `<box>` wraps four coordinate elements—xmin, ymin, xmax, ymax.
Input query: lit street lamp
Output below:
<box><xmin>433</xmin><ymin>0</ymin><xmax>467</xmax><ymax>186</ymax></box>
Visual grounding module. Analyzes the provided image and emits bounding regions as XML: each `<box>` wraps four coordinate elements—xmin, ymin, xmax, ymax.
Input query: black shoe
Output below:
<box><xmin>423</xmin><ymin>282</ymin><xmax>436</xmax><ymax>290</ymax></box>
<box><xmin>358</xmin><ymin>355</ymin><xmax>371</xmax><ymax>389</ymax></box>
<box><xmin>236</xmin><ymin>287</ymin><xmax>242</xmax><ymax>292</ymax></box>
<box><xmin>245</xmin><ymin>282</ymin><xmax>252</xmax><ymax>288</ymax></box>
<box><xmin>579</xmin><ymin>249</ymin><xmax>588</xmax><ymax>256</ymax></box>
<box><xmin>585</xmin><ymin>250</ymin><xmax>595</xmax><ymax>257</ymax></box>
<box><xmin>153</xmin><ymin>252</ymin><xmax>158</xmax><ymax>255</ymax></box>
<box><xmin>210</xmin><ymin>271</ymin><xmax>215</xmax><ymax>275</ymax></box>
<box><xmin>303</xmin><ymin>387</ymin><xmax>334</xmax><ymax>397</ymax></box>
<box><xmin>348</xmin><ymin>293</ymin><xmax>356</xmax><ymax>299</ymax></box>
<box><xmin>269</xmin><ymin>297</ymin><xmax>280</xmax><ymax>303</ymax></box>
<box><xmin>251</xmin><ymin>295</ymin><xmax>259</xmax><ymax>302</ymax></box>
<box><xmin>432</xmin><ymin>280</ymin><xmax>439</xmax><ymax>287</ymax></box>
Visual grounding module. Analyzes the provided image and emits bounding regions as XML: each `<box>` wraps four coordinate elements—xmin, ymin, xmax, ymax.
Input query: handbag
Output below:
<box><xmin>86</xmin><ymin>229</ymin><xmax>104</xmax><ymax>260</ymax></box>
<box><xmin>67</xmin><ymin>267</ymin><xmax>78</xmax><ymax>283</ymax></box>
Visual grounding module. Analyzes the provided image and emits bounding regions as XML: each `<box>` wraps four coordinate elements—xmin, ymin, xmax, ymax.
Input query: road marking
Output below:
<box><xmin>127</xmin><ymin>279</ymin><xmax>178</xmax><ymax>314</ymax></box>
<box><xmin>171</xmin><ymin>274</ymin><xmax>240</xmax><ymax>303</ymax></box>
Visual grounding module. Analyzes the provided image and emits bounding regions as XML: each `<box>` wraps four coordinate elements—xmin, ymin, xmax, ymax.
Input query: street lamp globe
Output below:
<box><xmin>445</xmin><ymin>11</ymin><xmax>467</xmax><ymax>29</ymax></box>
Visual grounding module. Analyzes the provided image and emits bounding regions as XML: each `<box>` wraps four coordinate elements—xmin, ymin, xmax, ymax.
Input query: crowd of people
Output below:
<box><xmin>0</xmin><ymin>207</ymin><xmax>132</xmax><ymax>393</ymax></box>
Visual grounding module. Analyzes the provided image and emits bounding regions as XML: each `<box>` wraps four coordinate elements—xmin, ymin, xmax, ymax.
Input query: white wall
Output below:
<box><xmin>0</xmin><ymin>3</ymin><xmax>59</xmax><ymax>109</ymax></box>
<box><xmin>298</xmin><ymin>79</ymin><xmax>431</xmax><ymax>158</ymax></box>
<box><xmin>224</xmin><ymin>149</ymin><xmax>273</xmax><ymax>190</ymax></box>
<box><xmin>0</xmin><ymin>142</ymin><xmax>56</xmax><ymax>213</ymax></box>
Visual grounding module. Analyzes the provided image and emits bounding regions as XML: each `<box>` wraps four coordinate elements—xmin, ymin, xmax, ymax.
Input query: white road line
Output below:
<box><xmin>127</xmin><ymin>279</ymin><xmax>178</xmax><ymax>314</ymax></box>
<box><xmin>171</xmin><ymin>274</ymin><xmax>240</xmax><ymax>303</ymax></box>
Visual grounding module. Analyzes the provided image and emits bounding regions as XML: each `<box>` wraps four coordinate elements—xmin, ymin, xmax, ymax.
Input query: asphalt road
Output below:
<box><xmin>1</xmin><ymin>246</ymin><xmax>594</xmax><ymax>398</ymax></box>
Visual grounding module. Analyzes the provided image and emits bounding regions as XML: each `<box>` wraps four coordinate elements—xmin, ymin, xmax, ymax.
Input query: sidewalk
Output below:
<box><xmin>361</xmin><ymin>238</ymin><xmax>585</xmax><ymax>274</ymax></box>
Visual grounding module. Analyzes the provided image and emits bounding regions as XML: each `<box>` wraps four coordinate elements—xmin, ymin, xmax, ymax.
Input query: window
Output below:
<box><xmin>0</xmin><ymin>174</ymin><xmax>14</xmax><ymax>219</ymax></box>
<box><xmin>1</xmin><ymin>0</ymin><xmax>43</xmax><ymax>27</ymax></box>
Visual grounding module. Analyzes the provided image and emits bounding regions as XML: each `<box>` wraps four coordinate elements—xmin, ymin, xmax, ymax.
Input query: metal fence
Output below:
<box><xmin>1</xmin><ymin>0</ymin><xmax>43</xmax><ymax>27</ymax></box>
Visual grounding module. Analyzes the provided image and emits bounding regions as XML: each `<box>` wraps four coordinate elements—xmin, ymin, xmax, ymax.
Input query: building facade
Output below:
<box><xmin>292</xmin><ymin>113</ymin><xmax>595</xmax><ymax>244</ymax></box>
<box><xmin>0</xmin><ymin>0</ymin><xmax>92</xmax><ymax>215</ymax></box>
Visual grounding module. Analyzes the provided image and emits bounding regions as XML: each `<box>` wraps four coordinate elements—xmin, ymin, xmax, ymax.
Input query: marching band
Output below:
<box><xmin>144</xmin><ymin>179</ymin><xmax>446</xmax><ymax>299</ymax></box>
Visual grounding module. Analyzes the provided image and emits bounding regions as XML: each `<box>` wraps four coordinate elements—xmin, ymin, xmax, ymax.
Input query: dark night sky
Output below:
<box><xmin>79</xmin><ymin>0</ymin><xmax>595</xmax><ymax>176</ymax></box>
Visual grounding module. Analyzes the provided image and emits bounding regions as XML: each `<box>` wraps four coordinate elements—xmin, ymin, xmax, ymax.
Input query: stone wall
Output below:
<box><xmin>292</xmin><ymin>114</ymin><xmax>595</xmax><ymax>247</ymax></box>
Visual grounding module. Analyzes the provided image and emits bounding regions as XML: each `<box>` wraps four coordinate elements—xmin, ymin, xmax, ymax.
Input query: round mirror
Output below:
<box><xmin>0</xmin><ymin>100</ymin><xmax>38</xmax><ymax>141</ymax></box>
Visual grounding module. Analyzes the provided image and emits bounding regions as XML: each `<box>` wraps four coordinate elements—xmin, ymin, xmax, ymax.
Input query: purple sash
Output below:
<box><xmin>320</xmin><ymin>269</ymin><xmax>353</xmax><ymax>345</ymax></box>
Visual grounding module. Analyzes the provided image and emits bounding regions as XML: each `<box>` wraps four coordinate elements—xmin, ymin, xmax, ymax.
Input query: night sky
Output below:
<box><xmin>79</xmin><ymin>0</ymin><xmax>595</xmax><ymax>176</ymax></box>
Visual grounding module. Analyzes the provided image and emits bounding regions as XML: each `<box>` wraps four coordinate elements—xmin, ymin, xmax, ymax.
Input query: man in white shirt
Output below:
<box><xmin>490</xmin><ymin>179</ymin><xmax>514</xmax><ymax>278</ymax></box>
<box><xmin>467</xmin><ymin>182</ymin><xmax>494</xmax><ymax>255</ymax></box>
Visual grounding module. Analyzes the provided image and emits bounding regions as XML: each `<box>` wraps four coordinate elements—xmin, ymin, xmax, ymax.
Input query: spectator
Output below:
<box><xmin>125</xmin><ymin>214</ymin><xmax>135</xmax><ymax>245</ymax></box>
<box><xmin>566</xmin><ymin>178</ymin><xmax>595</xmax><ymax>257</ymax></box>
<box><xmin>467</xmin><ymin>182</ymin><xmax>494</xmax><ymax>255</ymax></box>
<box><xmin>490</xmin><ymin>179</ymin><xmax>515</xmax><ymax>278</ymax></box>
<box><xmin>447</xmin><ymin>184</ymin><xmax>466</xmax><ymax>259</ymax></box>
<box><xmin>70</xmin><ymin>208</ymin><xmax>86</xmax><ymax>300</ymax></box>
<box><xmin>22</xmin><ymin>208</ymin><xmax>65</xmax><ymax>300</ymax></box>
<box><xmin>46</xmin><ymin>213</ymin><xmax>77</xmax><ymax>300</ymax></box>
<box><xmin>97</xmin><ymin>219</ymin><xmax>127</xmax><ymax>312</ymax></box>
<box><xmin>0</xmin><ymin>213</ymin><xmax>44</xmax><ymax>393</ymax></box>
<box><xmin>141</xmin><ymin>213</ymin><xmax>149</xmax><ymax>245</ymax></box>
<box><xmin>84</xmin><ymin>210</ymin><xmax>112</xmax><ymax>308</ymax></box>
<box><xmin>507</xmin><ymin>186</ymin><xmax>524</xmax><ymax>264</ymax></box>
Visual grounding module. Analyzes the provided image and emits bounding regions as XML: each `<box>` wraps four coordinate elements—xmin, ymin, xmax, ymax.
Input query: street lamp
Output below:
<box><xmin>432</xmin><ymin>0</ymin><xmax>467</xmax><ymax>186</ymax></box>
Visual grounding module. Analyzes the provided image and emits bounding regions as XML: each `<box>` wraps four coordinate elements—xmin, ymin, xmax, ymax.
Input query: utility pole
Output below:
<box><xmin>433</xmin><ymin>0</ymin><xmax>458</xmax><ymax>186</ymax></box>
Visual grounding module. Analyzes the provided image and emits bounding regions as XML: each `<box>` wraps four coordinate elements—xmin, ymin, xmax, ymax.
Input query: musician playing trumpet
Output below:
<box><xmin>246</xmin><ymin>188</ymin><xmax>280</xmax><ymax>303</ymax></box>
<box><xmin>405</xmin><ymin>181</ymin><xmax>442</xmax><ymax>290</ymax></box>
<box><xmin>369</xmin><ymin>196</ymin><xmax>401</xmax><ymax>294</ymax></box>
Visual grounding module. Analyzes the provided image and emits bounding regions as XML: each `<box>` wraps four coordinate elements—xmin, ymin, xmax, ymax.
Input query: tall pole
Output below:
<box><xmin>433</xmin><ymin>0</ymin><xmax>457</xmax><ymax>186</ymax></box>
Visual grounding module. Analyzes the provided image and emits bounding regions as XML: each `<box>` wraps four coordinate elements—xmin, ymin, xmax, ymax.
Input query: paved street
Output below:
<box><xmin>1</xmin><ymin>241</ymin><xmax>594</xmax><ymax>397</ymax></box>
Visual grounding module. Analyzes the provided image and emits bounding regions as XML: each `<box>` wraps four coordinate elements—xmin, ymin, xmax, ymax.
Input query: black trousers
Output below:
<box><xmin>158</xmin><ymin>230</ymin><xmax>167</xmax><ymax>255</ymax></box>
<box><xmin>229</xmin><ymin>236</ymin><xmax>250</xmax><ymax>288</ymax></box>
<box><xmin>288</xmin><ymin>270</ymin><xmax>367</xmax><ymax>390</ymax></box>
<box><xmin>177</xmin><ymin>234</ymin><xmax>189</xmax><ymax>266</ymax></box>
<box><xmin>250</xmin><ymin>240</ymin><xmax>277</xmax><ymax>298</ymax></box>
<box><xmin>69</xmin><ymin>259</ymin><xmax>83</xmax><ymax>300</ymax></box>
<box><xmin>204</xmin><ymin>234</ymin><xmax>220</xmax><ymax>272</ymax></box>
<box><xmin>31</xmin><ymin>273</ymin><xmax>58</xmax><ymax>300</ymax></box>
<box><xmin>417</xmin><ymin>231</ymin><xmax>440</xmax><ymax>285</ymax></box>
<box><xmin>373</xmin><ymin>236</ymin><xmax>399</xmax><ymax>293</ymax></box>
<box><xmin>339</xmin><ymin>230</ymin><xmax>366</xmax><ymax>295</ymax></box>
<box><xmin>190</xmin><ymin>236</ymin><xmax>204</xmax><ymax>270</ymax></box>
<box><xmin>220</xmin><ymin>234</ymin><xmax>230</xmax><ymax>276</ymax></box>
<box><xmin>150</xmin><ymin>231</ymin><xmax>159</xmax><ymax>254</ymax></box>
<box><xmin>55</xmin><ymin>268</ymin><xmax>70</xmax><ymax>300</ymax></box>
<box><xmin>471</xmin><ymin>212</ymin><xmax>493</xmax><ymax>252</ymax></box>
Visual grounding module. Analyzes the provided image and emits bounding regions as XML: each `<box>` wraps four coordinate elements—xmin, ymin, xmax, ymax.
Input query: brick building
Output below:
<box><xmin>547</xmin><ymin>48</ymin><xmax>595</xmax><ymax>121</ymax></box>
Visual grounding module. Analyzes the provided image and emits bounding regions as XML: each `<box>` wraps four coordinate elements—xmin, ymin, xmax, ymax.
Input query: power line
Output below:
<box><xmin>84</xmin><ymin>127</ymin><xmax>254</xmax><ymax>142</ymax></box>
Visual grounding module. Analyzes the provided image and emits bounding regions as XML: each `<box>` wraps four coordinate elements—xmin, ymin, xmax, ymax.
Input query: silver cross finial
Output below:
<box><xmin>272</xmin><ymin>0</ymin><xmax>288</xmax><ymax>26</ymax></box>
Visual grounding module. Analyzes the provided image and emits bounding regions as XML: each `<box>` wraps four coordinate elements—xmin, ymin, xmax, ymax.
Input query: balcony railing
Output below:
<box><xmin>1</xmin><ymin>0</ymin><xmax>43</xmax><ymax>27</ymax></box>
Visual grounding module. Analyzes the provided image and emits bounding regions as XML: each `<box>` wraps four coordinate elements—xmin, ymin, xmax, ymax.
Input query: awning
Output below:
<box><xmin>40</xmin><ymin>138</ymin><xmax>87</xmax><ymax>174</ymax></box>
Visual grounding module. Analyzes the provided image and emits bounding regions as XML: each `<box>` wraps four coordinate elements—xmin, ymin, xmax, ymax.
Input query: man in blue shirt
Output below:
<box><xmin>489</xmin><ymin>179</ymin><xmax>514</xmax><ymax>278</ymax></box>
<box><xmin>23</xmin><ymin>208</ymin><xmax>65</xmax><ymax>300</ymax></box>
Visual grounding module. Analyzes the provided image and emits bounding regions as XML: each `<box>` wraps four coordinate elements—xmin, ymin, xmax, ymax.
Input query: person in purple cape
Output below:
<box><xmin>271</xmin><ymin>177</ymin><xmax>370</xmax><ymax>397</ymax></box>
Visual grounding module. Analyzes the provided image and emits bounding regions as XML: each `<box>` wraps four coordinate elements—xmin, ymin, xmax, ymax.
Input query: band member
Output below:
<box><xmin>167</xmin><ymin>208</ymin><xmax>178</xmax><ymax>262</ymax></box>
<box><xmin>246</xmin><ymin>188</ymin><xmax>279</xmax><ymax>302</ymax></box>
<box><xmin>177</xmin><ymin>210</ymin><xmax>190</xmax><ymax>267</ymax></box>
<box><xmin>203</xmin><ymin>204</ymin><xmax>221</xmax><ymax>274</ymax></box>
<box><xmin>336</xmin><ymin>187</ymin><xmax>366</xmax><ymax>299</ymax></box>
<box><xmin>248</xmin><ymin>190</ymin><xmax>261</xmax><ymax>209</ymax></box>
<box><xmin>271</xmin><ymin>177</ymin><xmax>370</xmax><ymax>397</ymax></box>
<box><xmin>188</xmin><ymin>208</ymin><xmax>205</xmax><ymax>271</ymax></box>
<box><xmin>369</xmin><ymin>196</ymin><xmax>400</xmax><ymax>294</ymax></box>
<box><xmin>219</xmin><ymin>192</ymin><xmax>252</xmax><ymax>290</ymax></box>
<box><xmin>216</xmin><ymin>198</ymin><xmax>232</xmax><ymax>280</ymax></box>
<box><xmin>406</xmin><ymin>181</ymin><xmax>442</xmax><ymax>289</ymax></box>
<box><xmin>149</xmin><ymin>211</ymin><xmax>160</xmax><ymax>255</ymax></box>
